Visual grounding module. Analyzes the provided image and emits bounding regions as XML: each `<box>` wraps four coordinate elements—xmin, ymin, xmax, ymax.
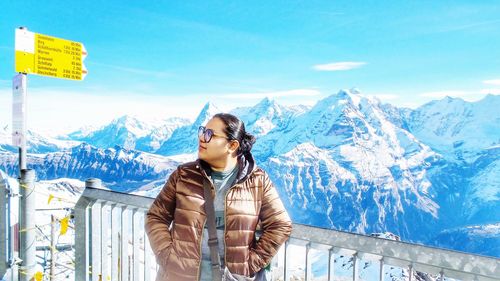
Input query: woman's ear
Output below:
<box><xmin>228</xmin><ymin>140</ymin><xmax>240</xmax><ymax>154</ymax></box>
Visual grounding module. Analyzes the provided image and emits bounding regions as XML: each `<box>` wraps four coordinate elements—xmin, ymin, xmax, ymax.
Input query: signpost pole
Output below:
<box><xmin>12</xmin><ymin>73</ymin><xmax>27</xmax><ymax>173</ymax></box>
<box><xmin>19</xmin><ymin>169</ymin><xmax>36</xmax><ymax>281</ymax></box>
<box><xmin>13</xmin><ymin>26</ymin><xmax>33</xmax><ymax>281</ymax></box>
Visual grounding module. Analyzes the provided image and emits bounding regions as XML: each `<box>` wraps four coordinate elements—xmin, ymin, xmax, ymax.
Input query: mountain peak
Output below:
<box><xmin>349</xmin><ymin>87</ymin><xmax>362</xmax><ymax>95</ymax></box>
<box><xmin>478</xmin><ymin>93</ymin><xmax>500</xmax><ymax>104</ymax></box>
<box><xmin>106</xmin><ymin>115</ymin><xmax>152</xmax><ymax>138</ymax></box>
<box><xmin>257</xmin><ymin>96</ymin><xmax>272</xmax><ymax>105</ymax></box>
<box><xmin>419</xmin><ymin>95</ymin><xmax>466</xmax><ymax>111</ymax></box>
<box><xmin>113</xmin><ymin>115</ymin><xmax>142</xmax><ymax>126</ymax></box>
<box><xmin>202</xmin><ymin>102</ymin><xmax>220</xmax><ymax>114</ymax></box>
<box><xmin>340</xmin><ymin>88</ymin><xmax>363</xmax><ymax>101</ymax></box>
<box><xmin>255</xmin><ymin>97</ymin><xmax>280</xmax><ymax>111</ymax></box>
<box><xmin>444</xmin><ymin>96</ymin><xmax>461</xmax><ymax>102</ymax></box>
<box><xmin>313</xmin><ymin>89</ymin><xmax>365</xmax><ymax>111</ymax></box>
<box><xmin>194</xmin><ymin>102</ymin><xmax>222</xmax><ymax>125</ymax></box>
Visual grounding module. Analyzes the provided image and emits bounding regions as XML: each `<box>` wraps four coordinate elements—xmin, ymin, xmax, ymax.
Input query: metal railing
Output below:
<box><xmin>74</xmin><ymin>179</ymin><xmax>157</xmax><ymax>281</ymax></box>
<box><xmin>69</xmin><ymin>180</ymin><xmax>499</xmax><ymax>281</ymax></box>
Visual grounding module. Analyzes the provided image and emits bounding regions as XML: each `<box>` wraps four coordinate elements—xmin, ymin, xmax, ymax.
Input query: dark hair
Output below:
<box><xmin>213</xmin><ymin>113</ymin><xmax>256</xmax><ymax>156</ymax></box>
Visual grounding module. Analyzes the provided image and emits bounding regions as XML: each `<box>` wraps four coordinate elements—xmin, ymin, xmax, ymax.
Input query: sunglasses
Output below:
<box><xmin>198</xmin><ymin>126</ymin><xmax>229</xmax><ymax>143</ymax></box>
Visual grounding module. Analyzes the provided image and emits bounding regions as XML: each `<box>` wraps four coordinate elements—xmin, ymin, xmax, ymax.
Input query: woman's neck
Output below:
<box><xmin>210</xmin><ymin>156</ymin><xmax>238</xmax><ymax>172</ymax></box>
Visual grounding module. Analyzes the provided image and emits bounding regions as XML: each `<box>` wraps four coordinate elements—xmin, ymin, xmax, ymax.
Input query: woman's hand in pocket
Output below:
<box><xmin>247</xmin><ymin>249</ymin><xmax>264</xmax><ymax>276</ymax></box>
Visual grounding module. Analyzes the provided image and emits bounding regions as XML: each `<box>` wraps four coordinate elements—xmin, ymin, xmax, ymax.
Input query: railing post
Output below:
<box><xmin>91</xmin><ymin>200</ymin><xmax>102</xmax><ymax>281</ymax></box>
<box><xmin>352</xmin><ymin>252</ymin><xmax>359</xmax><ymax>281</ymax></box>
<box><xmin>327</xmin><ymin>247</ymin><xmax>335</xmax><ymax>281</ymax></box>
<box><xmin>75</xmin><ymin>178</ymin><xmax>100</xmax><ymax>281</ymax></box>
<box><xmin>19</xmin><ymin>169</ymin><xmax>36</xmax><ymax>281</ymax></box>
<box><xmin>144</xmin><ymin>210</ymin><xmax>153</xmax><ymax>281</ymax></box>
<box><xmin>101</xmin><ymin>203</ymin><xmax>111</xmax><ymax>281</ymax></box>
<box><xmin>50</xmin><ymin>215</ymin><xmax>56</xmax><ymax>279</ymax></box>
<box><xmin>0</xmin><ymin>172</ymin><xmax>8</xmax><ymax>278</ymax></box>
<box><xmin>379</xmin><ymin>257</ymin><xmax>384</xmax><ymax>281</ymax></box>
<box><xmin>111</xmin><ymin>204</ymin><xmax>120</xmax><ymax>281</ymax></box>
<box><xmin>132</xmin><ymin>209</ymin><xmax>141</xmax><ymax>281</ymax></box>
<box><xmin>305</xmin><ymin>243</ymin><xmax>312</xmax><ymax>281</ymax></box>
<box><xmin>120</xmin><ymin>206</ymin><xmax>130</xmax><ymax>281</ymax></box>
<box><xmin>408</xmin><ymin>263</ymin><xmax>414</xmax><ymax>281</ymax></box>
<box><xmin>283</xmin><ymin>240</ymin><xmax>291</xmax><ymax>281</ymax></box>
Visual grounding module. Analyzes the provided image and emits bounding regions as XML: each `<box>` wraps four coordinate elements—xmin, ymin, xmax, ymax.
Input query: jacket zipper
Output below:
<box><xmin>197</xmin><ymin>171</ymin><xmax>217</xmax><ymax>281</ymax></box>
<box><xmin>198</xmin><ymin>165</ymin><xmax>245</xmax><ymax>278</ymax></box>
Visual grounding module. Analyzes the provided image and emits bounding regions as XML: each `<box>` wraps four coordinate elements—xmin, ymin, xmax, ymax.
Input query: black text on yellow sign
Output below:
<box><xmin>15</xmin><ymin>29</ymin><xmax>88</xmax><ymax>81</ymax></box>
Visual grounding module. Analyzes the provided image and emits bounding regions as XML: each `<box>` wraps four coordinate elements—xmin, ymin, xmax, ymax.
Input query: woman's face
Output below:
<box><xmin>198</xmin><ymin>117</ymin><xmax>236</xmax><ymax>164</ymax></box>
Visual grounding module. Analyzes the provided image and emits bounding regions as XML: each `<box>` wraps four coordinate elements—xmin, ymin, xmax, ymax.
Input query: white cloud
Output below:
<box><xmin>483</xmin><ymin>79</ymin><xmax>500</xmax><ymax>86</ymax></box>
<box><xmin>313</xmin><ymin>62</ymin><xmax>366</xmax><ymax>71</ymax></box>
<box><xmin>220</xmin><ymin>89</ymin><xmax>322</xmax><ymax>99</ymax></box>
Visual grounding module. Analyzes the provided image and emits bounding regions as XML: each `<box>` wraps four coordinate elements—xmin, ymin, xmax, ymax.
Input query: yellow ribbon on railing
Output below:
<box><xmin>18</xmin><ymin>182</ymin><xmax>77</xmax><ymax>204</ymax></box>
<box><xmin>18</xmin><ymin>215</ymin><xmax>72</xmax><ymax>236</ymax></box>
<box><xmin>60</xmin><ymin>216</ymin><xmax>69</xmax><ymax>235</ymax></box>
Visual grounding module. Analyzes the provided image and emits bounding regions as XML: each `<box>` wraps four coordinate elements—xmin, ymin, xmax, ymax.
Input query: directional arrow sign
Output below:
<box><xmin>15</xmin><ymin>28</ymin><xmax>88</xmax><ymax>80</ymax></box>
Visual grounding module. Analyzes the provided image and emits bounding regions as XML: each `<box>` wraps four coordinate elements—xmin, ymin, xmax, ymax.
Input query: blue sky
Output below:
<box><xmin>1</xmin><ymin>1</ymin><xmax>500</xmax><ymax>134</ymax></box>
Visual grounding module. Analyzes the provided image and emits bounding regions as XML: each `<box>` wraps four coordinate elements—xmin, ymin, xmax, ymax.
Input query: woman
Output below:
<box><xmin>145</xmin><ymin>113</ymin><xmax>292</xmax><ymax>281</ymax></box>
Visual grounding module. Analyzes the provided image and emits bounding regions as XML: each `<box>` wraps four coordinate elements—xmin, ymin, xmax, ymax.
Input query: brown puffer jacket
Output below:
<box><xmin>145</xmin><ymin>154</ymin><xmax>292</xmax><ymax>281</ymax></box>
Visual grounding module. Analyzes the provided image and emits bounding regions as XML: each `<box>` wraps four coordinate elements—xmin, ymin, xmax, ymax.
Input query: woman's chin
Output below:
<box><xmin>198</xmin><ymin>152</ymin><xmax>206</xmax><ymax>161</ymax></box>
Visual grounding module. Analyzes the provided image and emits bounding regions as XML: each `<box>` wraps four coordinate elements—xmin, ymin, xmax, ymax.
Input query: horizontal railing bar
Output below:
<box><xmin>79</xmin><ymin>186</ymin><xmax>154</xmax><ymax>210</ymax></box>
<box><xmin>291</xmin><ymin>223</ymin><xmax>500</xmax><ymax>279</ymax></box>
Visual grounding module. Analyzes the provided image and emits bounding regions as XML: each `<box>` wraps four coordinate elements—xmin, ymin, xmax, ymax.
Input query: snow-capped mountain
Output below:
<box><xmin>253</xmin><ymin>90</ymin><xmax>441</xmax><ymax>242</ymax></box>
<box><xmin>64</xmin><ymin>115</ymin><xmax>189</xmax><ymax>153</ymax></box>
<box><xmin>64</xmin><ymin>124</ymin><xmax>100</xmax><ymax>140</ymax></box>
<box><xmin>155</xmin><ymin>102</ymin><xmax>221</xmax><ymax>156</ymax></box>
<box><xmin>406</xmin><ymin>94</ymin><xmax>500</xmax><ymax>163</ymax></box>
<box><xmin>0</xmin><ymin>124</ymin><xmax>81</xmax><ymax>153</ymax></box>
<box><xmin>0</xmin><ymin>143</ymin><xmax>180</xmax><ymax>192</ymax></box>
<box><xmin>430</xmin><ymin>223</ymin><xmax>500</xmax><ymax>258</ymax></box>
<box><xmin>231</xmin><ymin>97</ymin><xmax>308</xmax><ymax>137</ymax></box>
<box><xmin>135</xmin><ymin>117</ymin><xmax>191</xmax><ymax>152</ymax></box>
<box><xmin>429</xmin><ymin>145</ymin><xmax>500</xmax><ymax>228</ymax></box>
<box><xmin>464</xmin><ymin>146</ymin><xmax>500</xmax><ymax>223</ymax></box>
<box><xmin>66</xmin><ymin>115</ymin><xmax>153</xmax><ymax>150</ymax></box>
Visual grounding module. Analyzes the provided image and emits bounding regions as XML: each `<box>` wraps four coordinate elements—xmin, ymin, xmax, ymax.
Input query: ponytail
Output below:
<box><xmin>238</xmin><ymin>132</ymin><xmax>256</xmax><ymax>156</ymax></box>
<box><xmin>212</xmin><ymin>113</ymin><xmax>256</xmax><ymax>156</ymax></box>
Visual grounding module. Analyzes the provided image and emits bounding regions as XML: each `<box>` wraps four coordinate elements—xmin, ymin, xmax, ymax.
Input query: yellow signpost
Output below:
<box><xmin>12</xmin><ymin>28</ymin><xmax>88</xmax><ymax>281</ymax></box>
<box><xmin>15</xmin><ymin>28</ymin><xmax>88</xmax><ymax>80</ymax></box>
